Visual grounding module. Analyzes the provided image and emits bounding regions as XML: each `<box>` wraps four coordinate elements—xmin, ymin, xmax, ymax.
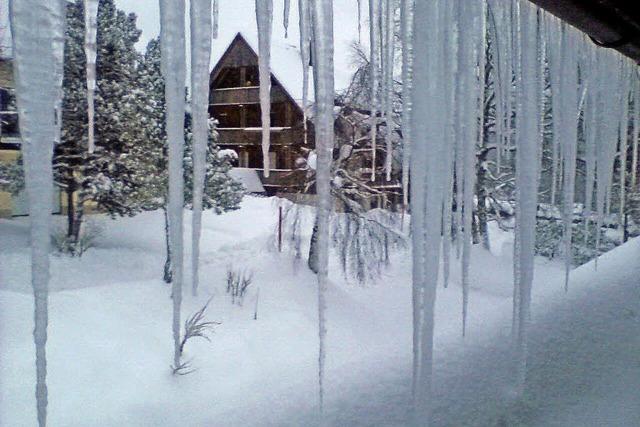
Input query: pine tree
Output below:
<box><xmin>55</xmin><ymin>0</ymin><xmax>144</xmax><ymax>252</ymax></box>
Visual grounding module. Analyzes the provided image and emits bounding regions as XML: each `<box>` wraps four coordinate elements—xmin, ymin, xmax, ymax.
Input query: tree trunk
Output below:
<box><xmin>475</xmin><ymin>161</ymin><xmax>491</xmax><ymax>251</ymax></box>
<box><xmin>308</xmin><ymin>216</ymin><xmax>319</xmax><ymax>274</ymax></box>
<box><xmin>72</xmin><ymin>200</ymin><xmax>84</xmax><ymax>244</ymax></box>
<box><xmin>65</xmin><ymin>187</ymin><xmax>84</xmax><ymax>256</ymax></box>
<box><xmin>476</xmin><ymin>192</ymin><xmax>491</xmax><ymax>250</ymax></box>
<box><xmin>163</xmin><ymin>206</ymin><xmax>173</xmax><ymax>283</ymax></box>
<box><xmin>66</xmin><ymin>187</ymin><xmax>74</xmax><ymax>237</ymax></box>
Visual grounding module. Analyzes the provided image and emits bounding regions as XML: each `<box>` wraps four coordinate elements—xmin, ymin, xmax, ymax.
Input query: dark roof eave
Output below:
<box><xmin>528</xmin><ymin>0</ymin><xmax>640</xmax><ymax>63</ymax></box>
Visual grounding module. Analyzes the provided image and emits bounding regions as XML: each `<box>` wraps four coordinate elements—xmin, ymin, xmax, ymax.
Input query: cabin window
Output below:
<box><xmin>0</xmin><ymin>87</ymin><xmax>19</xmax><ymax>138</ymax></box>
<box><xmin>214</xmin><ymin>66</ymin><xmax>262</xmax><ymax>89</ymax></box>
<box><xmin>215</xmin><ymin>67</ymin><xmax>242</xmax><ymax>88</ymax></box>
<box><xmin>210</xmin><ymin>105</ymin><xmax>242</xmax><ymax>128</ymax></box>
<box><xmin>244</xmin><ymin>66</ymin><xmax>259</xmax><ymax>86</ymax></box>
<box><xmin>269</xmin><ymin>151</ymin><xmax>278</xmax><ymax>169</ymax></box>
<box><xmin>271</xmin><ymin>102</ymin><xmax>288</xmax><ymax>127</ymax></box>
<box><xmin>239</xmin><ymin>150</ymin><xmax>249</xmax><ymax>167</ymax></box>
<box><xmin>245</xmin><ymin>104</ymin><xmax>261</xmax><ymax>127</ymax></box>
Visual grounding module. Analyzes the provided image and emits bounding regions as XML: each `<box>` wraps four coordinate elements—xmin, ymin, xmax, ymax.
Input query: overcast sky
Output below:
<box><xmin>1</xmin><ymin>0</ymin><xmax>362</xmax><ymax>90</ymax></box>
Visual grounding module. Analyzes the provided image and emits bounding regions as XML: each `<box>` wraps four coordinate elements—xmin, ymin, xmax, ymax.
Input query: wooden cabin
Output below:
<box><xmin>209</xmin><ymin>33</ymin><xmax>312</xmax><ymax>195</ymax></box>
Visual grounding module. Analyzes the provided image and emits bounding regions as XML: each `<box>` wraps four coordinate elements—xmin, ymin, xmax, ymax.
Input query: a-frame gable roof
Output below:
<box><xmin>210</xmin><ymin>32</ymin><xmax>311</xmax><ymax>112</ymax></box>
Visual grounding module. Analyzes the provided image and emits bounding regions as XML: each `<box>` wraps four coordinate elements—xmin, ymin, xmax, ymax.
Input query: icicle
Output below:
<box><xmin>459</xmin><ymin>0</ymin><xmax>482</xmax><ymax>337</ymax></box>
<box><xmin>495</xmin><ymin>0</ymin><xmax>514</xmax><ymax>172</ymax></box>
<box><xmin>547</xmin><ymin>19</ymin><xmax>563</xmax><ymax>207</ymax></box>
<box><xmin>441</xmin><ymin>0</ymin><xmax>457</xmax><ymax>289</ymax></box>
<box><xmin>514</xmin><ymin>1</ymin><xmax>540</xmax><ymax>393</ymax></box>
<box><xmin>618</xmin><ymin>64</ymin><xmax>631</xmax><ymax>231</ymax></box>
<box><xmin>557</xmin><ymin>24</ymin><xmax>579</xmax><ymax>291</ymax></box>
<box><xmin>83</xmin><ymin>0</ymin><xmax>98</xmax><ymax>153</ymax></box>
<box><xmin>594</xmin><ymin>53</ymin><xmax>624</xmax><ymax>262</ymax></box>
<box><xmin>212</xmin><ymin>0</ymin><xmax>219</xmax><ymax>39</ymax></box>
<box><xmin>583</xmin><ymin>49</ymin><xmax>597</xmax><ymax>244</ymax></box>
<box><xmin>633</xmin><ymin>78</ymin><xmax>640</xmax><ymax>190</ymax></box>
<box><xmin>298</xmin><ymin>0</ymin><xmax>311</xmax><ymax>144</ymax></box>
<box><xmin>536</xmin><ymin>11</ymin><xmax>546</xmax><ymax>187</ymax></box>
<box><xmin>49</xmin><ymin>0</ymin><xmax>66</xmax><ymax>144</ymax></box>
<box><xmin>383</xmin><ymin>0</ymin><xmax>395</xmax><ymax>181</ymax></box>
<box><xmin>9</xmin><ymin>1</ymin><xmax>58</xmax><ymax>425</ymax></box>
<box><xmin>487</xmin><ymin>1</ymin><xmax>504</xmax><ymax>172</ymax></box>
<box><xmin>283</xmin><ymin>0</ymin><xmax>290</xmax><ymax>38</ymax></box>
<box><xmin>159</xmin><ymin>0</ymin><xmax>187</xmax><ymax>370</ymax></box>
<box><xmin>357</xmin><ymin>0</ymin><xmax>362</xmax><ymax>43</ymax></box>
<box><xmin>255</xmin><ymin>0</ymin><xmax>274</xmax><ymax>177</ymax></box>
<box><xmin>190</xmin><ymin>0</ymin><xmax>213</xmax><ymax>297</ymax></box>
<box><xmin>510</xmin><ymin>0</ymin><xmax>523</xmax><ymax>342</ymax></box>
<box><xmin>400</xmin><ymin>0</ymin><xmax>413</xmax><ymax>207</ymax></box>
<box><xmin>309</xmin><ymin>0</ymin><xmax>334</xmax><ymax>414</ymax></box>
<box><xmin>411</xmin><ymin>0</ymin><xmax>450</xmax><ymax>421</ymax></box>
<box><xmin>369</xmin><ymin>0</ymin><xmax>380</xmax><ymax>182</ymax></box>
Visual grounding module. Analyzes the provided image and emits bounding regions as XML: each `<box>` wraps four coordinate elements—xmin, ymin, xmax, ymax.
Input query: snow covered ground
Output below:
<box><xmin>1</xmin><ymin>196</ymin><xmax>638</xmax><ymax>426</ymax></box>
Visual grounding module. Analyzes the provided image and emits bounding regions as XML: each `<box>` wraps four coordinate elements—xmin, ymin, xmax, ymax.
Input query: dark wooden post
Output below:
<box><xmin>278</xmin><ymin>206</ymin><xmax>283</xmax><ymax>252</ymax></box>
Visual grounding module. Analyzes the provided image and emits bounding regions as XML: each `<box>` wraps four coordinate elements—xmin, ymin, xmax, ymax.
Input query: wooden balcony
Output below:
<box><xmin>210</xmin><ymin>85</ymin><xmax>290</xmax><ymax>105</ymax></box>
<box><xmin>217</xmin><ymin>127</ymin><xmax>305</xmax><ymax>146</ymax></box>
<box><xmin>253</xmin><ymin>168</ymin><xmax>308</xmax><ymax>189</ymax></box>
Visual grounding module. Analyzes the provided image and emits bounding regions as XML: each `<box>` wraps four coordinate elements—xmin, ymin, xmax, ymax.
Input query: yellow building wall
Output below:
<box><xmin>1</xmin><ymin>147</ymin><xmax>105</xmax><ymax>219</ymax></box>
<box><xmin>0</xmin><ymin>149</ymin><xmax>19</xmax><ymax>218</ymax></box>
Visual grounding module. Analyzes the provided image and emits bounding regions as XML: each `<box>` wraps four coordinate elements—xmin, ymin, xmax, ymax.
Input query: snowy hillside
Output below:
<box><xmin>1</xmin><ymin>196</ymin><xmax>637</xmax><ymax>426</ymax></box>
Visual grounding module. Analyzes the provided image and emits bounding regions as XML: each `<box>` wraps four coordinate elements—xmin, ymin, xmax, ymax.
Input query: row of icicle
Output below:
<box><xmin>10</xmin><ymin>0</ymin><xmax>640</xmax><ymax>425</ymax></box>
<box><xmin>10</xmin><ymin>0</ymin><xmax>221</xmax><ymax>425</ymax></box>
<box><xmin>406</xmin><ymin>0</ymin><xmax>640</xmax><ymax>423</ymax></box>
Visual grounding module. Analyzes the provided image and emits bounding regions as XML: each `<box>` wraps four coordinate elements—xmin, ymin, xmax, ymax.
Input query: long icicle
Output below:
<box><xmin>255</xmin><ymin>0</ymin><xmax>274</xmax><ymax>177</ymax></box>
<box><xmin>618</xmin><ymin>64</ymin><xmax>631</xmax><ymax>232</ymax></box>
<box><xmin>583</xmin><ymin>48</ymin><xmax>597</xmax><ymax>245</ymax></box>
<box><xmin>190</xmin><ymin>0</ymin><xmax>212</xmax><ymax>297</ymax></box>
<box><xmin>514</xmin><ymin>0</ymin><xmax>541</xmax><ymax>394</ymax></box>
<box><xmin>51</xmin><ymin>0</ymin><xmax>66</xmax><ymax>144</ymax></box>
<box><xmin>547</xmin><ymin>18</ymin><xmax>563</xmax><ymax>208</ymax></box>
<box><xmin>309</xmin><ymin>0</ymin><xmax>334</xmax><ymax>414</ymax></box>
<box><xmin>441</xmin><ymin>0</ymin><xmax>457</xmax><ymax>289</ymax></box>
<box><xmin>558</xmin><ymin>23</ymin><xmax>578</xmax><ymax>292</ymax></box>
<box><xmin>487</xmin><ymin>1</ymin><xmax>504</xmax><ymax>174</ymax></box>
<box><xmin>298</xmin><ymin>0</ymin><xmax>311</xmax><ymax>145</ymax></box>
<box><xmin>510</xmin><ymin>0</ymin><xmax>521</xmax><ymax>342</ymax></box>
<box><xmin>400</xmin><ymin>0</ymin><xmax>413</xmax><ymax>208</ymax></box>
<box><xmin>369</xmin><ymin>0</ymin><xmax>380</xmax><ymax>181</ymax></box>
<box><xmin>212</xmin><ymin>0</ymin><xmax>219</xmax><ymax>39</ymax></box>
<box><xmin>594</xmin><ymin>53</ymin><xmax>624</xmax><ymax>264</ymax></box>
<box><xmin>411</xmin><ymin>0</ymin><xmax>449</xmax><ymax>422</ymax></box>
<box><xmin>460</xmin><ymin>0</ymin><xmax>481</xmax><ymax>337</ymax></box>
<box><xmin>383</xmin><ymin>0</ymin><xmax>395</xmax><ymax>181</ymax></box>
<box><xmin>357</xmin><ymin>0</ymin><xmax>362</xmax><ymax>43</ymax></box>
<box><xmin>632</xmin><ymin>77</ymin><xmax>640</xmax><ymax>190</ymax></box>
<box><xmin>9</xmin><ymin>1</ymin><xmax>58</xmax><ymax>424</ymax></box>
<box><xmin>83</xmin><ymin>0</ymin><xmax>99</xmax><ymax>153</ymax></box>
<box><xmin>159</xmin><ymin>0</ymin><xmax>187</xmax><ymax>371</ymax></box>
<box><xmin>283</xmin><ymin>0</ymin><xmax>290</xmax><ymax>37</ymax></box>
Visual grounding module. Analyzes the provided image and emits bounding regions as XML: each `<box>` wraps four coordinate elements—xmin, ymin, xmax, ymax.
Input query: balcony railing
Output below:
<box><xmin>217</xmin><ymin>127</ymin><xmax>304</xmax><ymax>146</ymax></box>
<box><xmin>210</xmin><ymin>85</ymin><xmax>290</xmax><ymax>105</ymax></box>
<box><xmin>252</xmin><ymin>168</ymin><xmax>308</xmax><ymax>188</ymax></box>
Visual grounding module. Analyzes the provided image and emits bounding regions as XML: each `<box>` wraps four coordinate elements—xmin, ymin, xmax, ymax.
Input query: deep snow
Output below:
<box><xmin>1</xmin><ymin>196</ymin><xmax>639</xmax><ymax>426</ymax></box>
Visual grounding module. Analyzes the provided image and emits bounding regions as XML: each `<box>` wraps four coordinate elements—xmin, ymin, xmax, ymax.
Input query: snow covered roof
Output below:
<box><xmin>207</xmin><ymin>0</ymin><xmax>361</xmax><ymax>98</ymax></box>
<box><xmin>114</xmin><ymin>0</ymin><xmax>362</xmax><ymax>97</ymax></box>
<box><xmin>229</xmin><ymin>167</ymin><xmax>266</xmax><ymax>193</ymax></box>
<box><xmin>211</xmin><ymin>31</ymin><xmax>313</xmax><ymax>109</ymax></box>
